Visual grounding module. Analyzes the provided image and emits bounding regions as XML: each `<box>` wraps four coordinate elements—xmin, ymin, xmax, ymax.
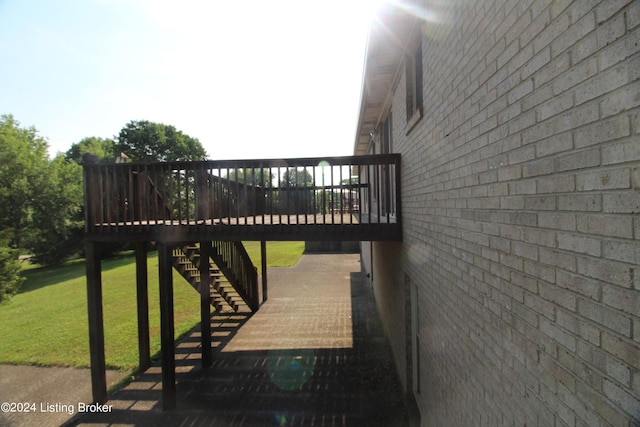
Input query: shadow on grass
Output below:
<box><xmin>17</xmin><ymin>241</ymin><xmax>305</xmax><ymax>297</ymax></box>
<box><xmin>97</xmin><ymin>309</ymin><xmax>253</xmax><ymax>412</ymax></box>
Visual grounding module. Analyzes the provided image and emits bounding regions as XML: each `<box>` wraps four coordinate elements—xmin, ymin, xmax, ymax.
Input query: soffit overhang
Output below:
<box><xmin>354</xmin><ymin>4</ymin><xmax>417</xmax><ymax>156</ymax></box>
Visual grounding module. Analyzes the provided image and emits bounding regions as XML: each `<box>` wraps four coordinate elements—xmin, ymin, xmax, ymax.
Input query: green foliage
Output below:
<box><xmin>279</xmin><ymin>169</ymin><xmax>315</xmax><ymax>214</ymax></box>
<box><xmin>65</xmin><ymin>136</ymin><xmax>115</xmax><ymax>164</ymax></box>
<box><xmin>0</xmin><ymin>115</ymin><xmax>84</xmax><ymax>266</ymax></box>
<box><xmin>27</xmin><ymin>154</ymin><xmax>84</xmax><ymax>265</ymax></box>
<box><xmin>0</xmin><ymin>115</ymin><xmax>50</xmax><ymax>249</ymax></box>
<box><xmin>341</xmin><ymin>176</ymin><xmax>359</xmax><ymax>186</ymax></box>
<box><xmin>115</xmin><ymin>120</ymin><xmax>208</xmax><ymax>162</ymax></box>
<box><xmin>280</xmin><ymin>168</ymin><xmax>314</xmax><ymax>187</ymax></box>
<box><xmin>0</xmin><ymin>239</ymin><xmax>24</xmax><ymax>302</ymax></box>
<box><xmin>227</xmin><ymin>168</ymin><xmax>274</xmax><ymax>187</ymax></box>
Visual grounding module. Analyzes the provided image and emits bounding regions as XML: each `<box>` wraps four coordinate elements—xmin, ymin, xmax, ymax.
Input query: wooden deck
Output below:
<box><xmin>87</xmin><ymin>213</ymin><xmax>400</xmax><ymax>242</ymax></box>
<box><xmin>83</xmin><ymin>155</ymin><xmax>402</xmax><ymax>242</ymax></box>
<box><xmin>82</xmin><ymin>154</ymin><xmax>402</xmax><ymax>408</ymax></box>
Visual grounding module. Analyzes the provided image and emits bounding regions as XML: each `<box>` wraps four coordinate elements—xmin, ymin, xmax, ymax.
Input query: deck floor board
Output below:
<box><xmin>87</xmin><ymin>214</ymin><xmax>400</xmax><ymax>242</ymax></box>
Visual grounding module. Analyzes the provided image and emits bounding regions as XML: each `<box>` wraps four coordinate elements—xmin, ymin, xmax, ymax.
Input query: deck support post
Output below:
<box><xmin>85</xmin><ymin>242</ymin><xmax>107</xmax><ymax>404</ymax></box>
<box><xmin>135</xmin><ymin>242</ymin><xmax>150</xmax><ymax>371</ymax></box>
<box><xmin>261</xmin><ymin>240</ymin><xmax>268</xmax><ymax>302</ymax></box>
<box><xmin>158</xmin><ymin>242</ymin><xmax>176</xmax><ymax>410</ymax></box>
<box><xmin>199</xmin><ymin>241</ymin><xmax>212</xmax><ymax>369</ymax></box>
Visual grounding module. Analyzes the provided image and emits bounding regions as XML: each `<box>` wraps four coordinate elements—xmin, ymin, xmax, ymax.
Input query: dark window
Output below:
<box><xmin>406</xmin><ymin>35</ymin><xmax>423</xmax><ymax>122</ymax></box>
<box><xmin>381</xmin><ymin>113</ymin><xmax>393</xmax><ymax>216</ymax></box>
<box><xmin>382</xmin><ymin>112</ymin><xmax>393</xmax><ymax>154</ymax></box>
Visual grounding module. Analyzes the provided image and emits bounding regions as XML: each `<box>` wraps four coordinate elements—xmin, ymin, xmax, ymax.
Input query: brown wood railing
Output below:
<box><xmin>83</xmin><ymin>154</ymin><xmax>401</xmax><ymax>238</ymax></box>
<box><xmin>211</xmin><ymin>241</ymin><xmax>259</xmax><ymax>311</ymax></box>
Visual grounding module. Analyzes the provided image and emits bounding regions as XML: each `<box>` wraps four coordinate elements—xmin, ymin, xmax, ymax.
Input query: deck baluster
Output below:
<box><xmin>84</xmin><ymin>155</ymin><xmax>400</xmax><ymax>241</ymax></box>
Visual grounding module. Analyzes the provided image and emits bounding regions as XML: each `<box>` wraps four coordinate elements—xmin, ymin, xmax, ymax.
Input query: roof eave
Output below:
<box><xmin>353</xmin><ymin>4</ymin><xmax>417</xmax><ymax>155</ymax></box>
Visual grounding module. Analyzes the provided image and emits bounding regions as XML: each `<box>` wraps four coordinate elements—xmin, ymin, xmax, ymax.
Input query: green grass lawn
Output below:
<box><xmin>243</xmin><ymin>241</ymin><xmax>305</xmax><ymax>268</ymax></box>
<box><xmin>0</xmin><ymin>242</ymin><xmax>304</xmax><ymax>370</ymax></box>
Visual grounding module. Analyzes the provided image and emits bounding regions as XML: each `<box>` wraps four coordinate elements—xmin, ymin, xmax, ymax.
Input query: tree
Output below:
<box><xmin>280</xmin><ymin>168</ymin><xmax>314</xmax><ymax>188</ymax></box>
<box><xmin>115</xmin><ymin>120</ymin><xmax>207</xmax><ymax>162</ymax></box>
<box><xmin>65</xmin><ymin>136</ymin><xmax>115</xmax><ymax>164</ymax></box>
<box><xmin>27</xmin><ymin>154</ymin><xmax>84</xmax><ymax>265</ymax></box>
<box><xmin>279</xmin><ymin>168</ymin><xmax>315</xmax><ymax>214</ymax></box>
<box><xmin>227</xmin><ymin>168</ymin><xmax>274</xmax><ymax>187</ymax></box>
<box><xmin>0</xmin><ymin>238</ymin><xmax>23</xmax><ymax>303</ymax></box>
<box><xmin>0</xmin><ymin>114</ymin><xmax>49</xmax><ymax>249</ymax></box>
<box><xmin>67</xmin><ymin>137</ymin><xmax>130</xmax><ymax>260</ymax></box>
<box><xmin>0</xmin><ymin>114</ymin><xmax>48</xmax><ymax>298</ymax></box>
<box><xmin>0</xmin><ymin>115</ymin><xmax>84</xmax><ymax>267</ymax></box>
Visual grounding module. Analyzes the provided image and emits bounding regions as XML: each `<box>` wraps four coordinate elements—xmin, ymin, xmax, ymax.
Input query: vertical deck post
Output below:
<box><xmin>199</xmin><ymin>241</ymin><xmax>212</xmax><ymax>369</ymax></box>
<box><xmin>135</xmin><ymin>242</ymin><xmax>150</xmax><ymax>371</ymax></box>
<box><xmin>158</xmin><ymin>242</ymin><xmax>176</xmax><ymax>410</ymax></box>
<box><xmin>261</xmin><ymin>240</ymin><xmax>268</xmax><ymax>302</ymax></box>
<box><xmin>85</xmin><ymin>242</ymin><xmax>107</xmax><ymax>404</ymax></box>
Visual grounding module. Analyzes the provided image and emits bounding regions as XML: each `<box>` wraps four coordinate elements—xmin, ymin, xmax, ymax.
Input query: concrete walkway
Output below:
<box><xmin>8</xmin><ymin>253</ymin><xmax>409</xmax><ymax>426</ymax></box>
<box><xmin>0</xmin><ymin>365</ymin><xmax>126</xmax><ymax>427</ymax></box>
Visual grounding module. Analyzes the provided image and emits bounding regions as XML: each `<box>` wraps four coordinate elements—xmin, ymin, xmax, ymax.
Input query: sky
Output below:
<box><xmin>0</xmin><ymin>0</ymin><xmax>378</xmax><ymax>160</ymax></box>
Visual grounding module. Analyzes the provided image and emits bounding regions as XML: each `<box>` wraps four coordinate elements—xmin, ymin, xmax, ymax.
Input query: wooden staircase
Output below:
<box><xmin>172</xmin><ymin>242</ymin><xmax>260</xmax><ymax>313</ymax></box>
<box><xmin>134</xmin><ymin>172</ymin><xmax>260</xmax><ymax>313</ymax></box>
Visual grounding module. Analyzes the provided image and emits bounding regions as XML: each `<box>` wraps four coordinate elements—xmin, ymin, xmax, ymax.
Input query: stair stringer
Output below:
<box><xmin>209</xmin><ymin>242</ymin><xmax>260</xmax><ymax>312</ymax></box>
<box><xmin>171</xmin><ymin>243</ymin><xmax>256</xmax><ymax>313</ymax></box>
<box><xmin>171</xmin><ymin>245</ymin><xmax>238</xmax><ymax>313</ymax></box>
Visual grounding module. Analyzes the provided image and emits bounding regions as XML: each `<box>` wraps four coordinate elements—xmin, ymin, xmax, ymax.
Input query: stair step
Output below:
<box><xmin>218</xmin><ymin>288</ymin><xmax>241</xmax><ymax>298</ymax></box>
<box><xmin>172</xmin><ymin>241</ymin><xmax>255</xmax><ymax>314</ymax></box>
<box><xmin>210</xmin><ymin>296</ymin><xmax>235</xmax><ymax>313</ymax></box>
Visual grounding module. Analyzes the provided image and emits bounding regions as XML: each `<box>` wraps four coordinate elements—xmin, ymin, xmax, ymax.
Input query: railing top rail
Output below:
<box><xmin>83</xmin><ymin>154</ymin><xmax>400</xmax><ymax>170</ymax></box>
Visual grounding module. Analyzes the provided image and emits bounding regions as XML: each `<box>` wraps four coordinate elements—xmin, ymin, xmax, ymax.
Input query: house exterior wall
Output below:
<box><xmin>361</xmin><ymin>0</ymin><xmax>640</xmax><ymax>425</ymax></box>
<box><xmin>371</xmin><ymin>241</ymin><xmax>407</xmax><ymax>381</ymax></box>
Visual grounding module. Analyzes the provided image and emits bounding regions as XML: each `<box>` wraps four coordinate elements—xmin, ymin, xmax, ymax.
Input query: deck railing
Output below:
<box><xmin>83</xmin><ymin>154</ymin><xmax>401</xmax><ymax>238</ymax></box>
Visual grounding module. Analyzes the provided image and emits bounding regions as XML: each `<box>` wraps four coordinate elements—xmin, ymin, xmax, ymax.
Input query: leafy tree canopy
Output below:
<box><xmin>26</xmin><ymin>153</ymin><xmax>83</xmax><ymax>265</ymax></box>
<box><xmin>0</xmin><ymin>114</ymin><xmax>50</xmax><ymax>248</ymax></box>
<box><xmin>115</xmin><ymin>120</ymin><xmax>208</xmax><ymax>162</ymax></box>
<box><xmin>0</xmin><ymin>114</ymin><xmax>84</xmax><ymax>269</ymax></box>
<box><xmin>280</xmin><ymin>168</ymin><xmax>314</xmax><ymax>187</ymax></box>
<box><xmin>65</xmin><ymin>136</ymin><xmax>115</xmax><ymax>164</ymax></box>
<box><xmin>227</xmin><ymin>169</ymin><xmax>274</xmax><ymax>187</ymax></box>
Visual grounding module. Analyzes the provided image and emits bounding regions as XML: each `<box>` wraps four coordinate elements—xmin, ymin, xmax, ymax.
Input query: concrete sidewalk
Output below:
<box><xmin>0</xmin><ymin>365</ymin><xmax>126</xmax><ymax>427</ymax></box>
<box><xmin>68</xmin><ymin>253</ymin><xmax>409</xmax><ymax>426</ymax></box>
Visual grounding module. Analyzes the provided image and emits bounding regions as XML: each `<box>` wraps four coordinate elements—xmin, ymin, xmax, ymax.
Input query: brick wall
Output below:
<box><xmin>370</xmin><ymin>0</ymin><xmax>640</xmax><ymax>425</ymax></box>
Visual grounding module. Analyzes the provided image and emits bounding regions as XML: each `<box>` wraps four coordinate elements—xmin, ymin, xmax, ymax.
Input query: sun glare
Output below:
<box><xmin>363</xmin><ymin>0</ymin><xmax>389</xmax><ymax>19</ymax></box>
<box><xmin>366</xmin><ymin>0</ymin><xmax>454</xmax><ymax>41</ymax></box>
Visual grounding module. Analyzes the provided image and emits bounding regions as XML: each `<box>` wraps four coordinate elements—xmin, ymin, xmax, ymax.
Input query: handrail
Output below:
<box><xmin>170</xmin><ymin>242</ymin><xmax>258</xmax><ymax>312</ymax></box>
<box><xmin>211</xmin><ymin>241</ymin><xmax>259</xmax><ymax>311</ymax></box>
<box><xmin>130</xmin><ymin>172</ymin><xmax>260</xmax><ymax>311</ymax></box>
<box><xmin>83</xmin><ymin>154</ymin><xmax>401</xmax><ymax>235</ymax></box>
